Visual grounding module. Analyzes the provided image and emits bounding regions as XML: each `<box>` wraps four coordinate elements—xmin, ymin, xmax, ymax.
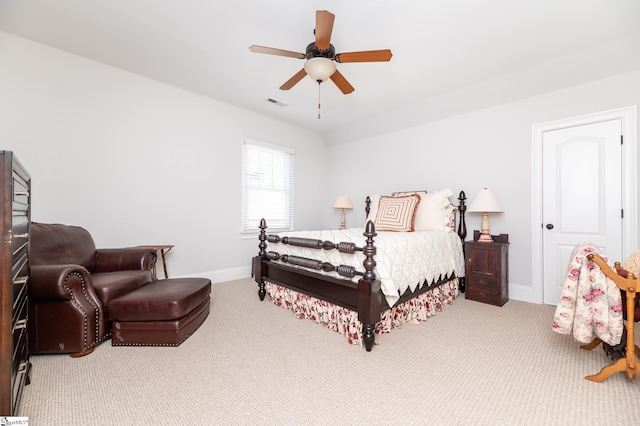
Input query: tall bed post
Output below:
<box><xmin>457</xmin><ymin>191</ymin><xmax>467</xmax><ymax>293</ymax></box>
<box><xmin>457</xmin><ymin>190</ymin><xmax>467</xmax><ymax>242</ymax></box>
<box><xmin>254</xmin><ymin>218</ymin><xmax>268</xmax><ymax>301</ymax></box>
<box><xmin>358</xmin><ymin>220</ymin><xmax>382</xmax><ymax>352</ymax></box>
<box><xmin>365</xmin><ymin>196</ymin><xmax>371</xmax><ymax>218</ymax></box>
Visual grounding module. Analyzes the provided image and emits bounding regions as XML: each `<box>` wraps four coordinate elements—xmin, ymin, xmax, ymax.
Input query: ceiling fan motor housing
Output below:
<box><xmin>306</xmin><ymin>42</ymin><xmax>336</xmax><ymax>60</ymax></box>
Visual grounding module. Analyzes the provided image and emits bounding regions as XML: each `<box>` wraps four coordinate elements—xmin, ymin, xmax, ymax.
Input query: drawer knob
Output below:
<box><xmin>13</xmin><ymin>276</ymin><xmax>28</xmax><ymax>285</ymax></box>
<box><xmin>13</xmin><ymin>319</ymin><xmax>27</xmax><ymax>331</ymax></box>
<box><xmin>17</xmin><ymin>361</ymin><xmax>29</xmax><ymax>373</ymax></box>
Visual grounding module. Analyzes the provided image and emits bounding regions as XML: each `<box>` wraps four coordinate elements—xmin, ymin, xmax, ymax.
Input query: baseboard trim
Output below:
<box><xmin>508</xmin><ymin>282</ymin><xmax>536</xmax><ymax>304</ymax></box>
<box><xmin>176</xmin><ymin>266</ymin><xmax>251</xmax><ymax>284</ymax></box>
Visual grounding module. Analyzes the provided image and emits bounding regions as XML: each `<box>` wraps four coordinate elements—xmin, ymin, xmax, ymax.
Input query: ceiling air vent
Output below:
<box><xmin>266</xmin><ymin>98</ymin><xmax>287</xmax><ymax>107</ymax></box>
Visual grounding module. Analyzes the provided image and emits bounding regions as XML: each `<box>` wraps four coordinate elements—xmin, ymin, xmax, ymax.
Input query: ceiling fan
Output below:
<box><xmin>249</xmin><ymin>10</ymin><xmax>392</xmax><ymax>95</ymax></box>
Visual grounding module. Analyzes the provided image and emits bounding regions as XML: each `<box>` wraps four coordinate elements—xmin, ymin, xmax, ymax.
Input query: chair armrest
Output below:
<box><xmin>29</xmin><ymin>264</ymin><xmax>93</xmax><ymax>301</ymax></box>
<box><xmin>94</xmin><ymin>248</ymin><xmax>156</xmax><ymax>273</ymax></box>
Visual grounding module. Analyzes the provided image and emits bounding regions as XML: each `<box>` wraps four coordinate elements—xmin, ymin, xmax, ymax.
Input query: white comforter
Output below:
<box><xmin>267</xmin><ymin>227</ymin><xmax>465</xmax><ymax>307</ymax></box>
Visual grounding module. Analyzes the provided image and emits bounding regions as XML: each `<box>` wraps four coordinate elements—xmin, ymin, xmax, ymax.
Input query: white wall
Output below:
<box><xmin>0</xmin><ymin>32</ymin><xmax>329</xmax><ymax>282</ymax></box>
<box><xmin>3</xmin><ymin>31</ymin><xmax>639</xmax><ymax>302</ymax></box>
<box><xmin>326</xmin><ymin>69</ymin><xmax>640</xmax><ymax>302</ymax></box>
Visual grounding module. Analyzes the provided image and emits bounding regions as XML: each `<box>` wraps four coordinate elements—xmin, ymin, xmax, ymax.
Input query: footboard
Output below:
<box><xmin>252</xmin><ymin>219</ymin><xmax>382</xmax><ymax>351</ymax></box>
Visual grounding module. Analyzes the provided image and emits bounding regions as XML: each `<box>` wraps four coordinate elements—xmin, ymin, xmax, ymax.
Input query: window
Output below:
<box><xmin>242</xmin><ymin>139</ymin><xmax>294</xmax><ymax>233</ymax></box>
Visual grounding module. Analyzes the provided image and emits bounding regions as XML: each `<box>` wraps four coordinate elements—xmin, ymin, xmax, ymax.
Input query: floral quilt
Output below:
<box><xmin>265</xmin><ymin>278</ymin><xmax>459</xmax><ymax>346</ymax></box>
<box><xmin>552</xmin><ymin>243</ymin><xmax>623</xmax><ymax>345</ymax></box>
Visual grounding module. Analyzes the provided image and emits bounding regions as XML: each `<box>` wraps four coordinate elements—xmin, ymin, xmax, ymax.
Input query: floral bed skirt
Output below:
<box><xmin>265</xmin><ymin>278</ymin><xmax>459</xmax><ymax>346</ymax></box>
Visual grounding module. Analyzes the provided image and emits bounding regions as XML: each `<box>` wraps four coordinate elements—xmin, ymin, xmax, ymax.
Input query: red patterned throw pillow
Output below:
<box><xmin>373</xmin><ymin>194</ymin><xmax>420</xmax><ymax>232</ymax></box>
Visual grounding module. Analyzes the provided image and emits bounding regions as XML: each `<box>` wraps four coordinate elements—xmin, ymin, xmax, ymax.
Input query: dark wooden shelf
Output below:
<box><xmin>1</xmin><ymin>151</ymin><xmax>32</xmax><ymax>415</ymax></box>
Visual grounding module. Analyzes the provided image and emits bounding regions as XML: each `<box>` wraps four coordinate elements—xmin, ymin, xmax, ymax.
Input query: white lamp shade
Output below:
<box><xmin>468</xmin><ymin>188</ymin><xmax>503</xmax><ymax>213</ymax></box>
<box><xmin>304</xmin><ymin>57</ymin><xmax>337</xmax><ymax>82</ymax></box>
<box><xmin>333</xmin><ymin>195</ymin><xmax>353</xmax><ymax>209</ymax></box>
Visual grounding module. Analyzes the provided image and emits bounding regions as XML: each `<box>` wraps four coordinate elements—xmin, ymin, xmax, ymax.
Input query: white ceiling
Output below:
<box><xmin>1</xmin><ymin>1</ymin><xmax>639</xmax><ymax>145</ymax></box>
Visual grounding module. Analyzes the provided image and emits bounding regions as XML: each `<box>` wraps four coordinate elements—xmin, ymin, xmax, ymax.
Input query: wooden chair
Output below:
<box><xmin>580</xmin><ymin>253</ymin><xmax>640</xmax><ymax>382</ymax></box>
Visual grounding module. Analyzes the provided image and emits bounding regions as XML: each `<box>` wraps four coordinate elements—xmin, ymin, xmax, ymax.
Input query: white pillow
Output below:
<box><xmin>414</xmin><ymin>188</ymin><xmax>453</xmax><ymax>232</ymax></box>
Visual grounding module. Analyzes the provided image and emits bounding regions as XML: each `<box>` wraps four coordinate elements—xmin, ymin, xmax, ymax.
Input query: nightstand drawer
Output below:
<box><xmin>467</xmin><ymin>276</ymin><xmax>497</xmax><ymax>290</ymax></box>
<box><xmin>467</xmin><ymin>285</ymin><xmax>507</xmax><ymax>306</ymax></box>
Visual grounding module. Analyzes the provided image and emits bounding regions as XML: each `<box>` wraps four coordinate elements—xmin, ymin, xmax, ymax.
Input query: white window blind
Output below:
<box><xmin>242</xmin><ymin>139</ymin><xmax>294</xmax><ymax>232</ymax></box>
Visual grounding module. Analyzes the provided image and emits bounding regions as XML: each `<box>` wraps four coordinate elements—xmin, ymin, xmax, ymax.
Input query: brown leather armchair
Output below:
<box><xmin>29</xmin><ymin>223</ymin><xmax>157</xmax><ymax>356</ymax></box>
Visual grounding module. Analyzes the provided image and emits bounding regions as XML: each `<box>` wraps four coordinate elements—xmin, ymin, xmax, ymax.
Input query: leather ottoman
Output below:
<box><xmin>107</xmin><ymin>277</ymin><xmax>211</xmax><ymax>346</ymax></box>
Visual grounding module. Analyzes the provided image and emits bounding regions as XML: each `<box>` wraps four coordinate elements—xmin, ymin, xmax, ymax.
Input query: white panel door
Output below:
<box><xmin>542</xmin><ymin>119</ymin><xmax>622</xmax><ymax>305</ymax></box>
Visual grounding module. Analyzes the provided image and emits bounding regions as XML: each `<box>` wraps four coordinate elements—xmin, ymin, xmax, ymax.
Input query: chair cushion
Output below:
<box><xmin>107</xmin><ymin>278</ymin><xmax>211</xmax><ymax>322</ymax></box>
<box><xmin>91</xmin><ymin>270</ymin><xmax>154</xmax><ymax>306</ymax></box>
<box><xmin>31</xmin><ymin>223</ymin><xmax>97</xmax><ymax>271</ymax></box>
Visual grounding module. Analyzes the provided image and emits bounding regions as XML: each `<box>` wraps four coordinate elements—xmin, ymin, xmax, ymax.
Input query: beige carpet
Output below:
<box><xmin>18</xmin><ymin>278</ymin><xmax>640</xmax><ymax>425</ymax></box>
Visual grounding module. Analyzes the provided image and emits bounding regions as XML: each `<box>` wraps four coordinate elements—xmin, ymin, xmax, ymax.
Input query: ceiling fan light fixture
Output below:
<box><xmin>304</xmin><ymin>57</ymin><xmax>336</xmax><ymax>83</ymax></box>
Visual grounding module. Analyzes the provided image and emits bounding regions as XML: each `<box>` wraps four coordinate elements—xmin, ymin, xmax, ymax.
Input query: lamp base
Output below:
<box><xmin>477</xmin><ymin>231</ymin><xmax>494</xmax><ymax>243</ymax></box>
<box><xmin>478</xmin><ymin>212</ymin><xmax>493</xmax><ymax>243</ymax></box>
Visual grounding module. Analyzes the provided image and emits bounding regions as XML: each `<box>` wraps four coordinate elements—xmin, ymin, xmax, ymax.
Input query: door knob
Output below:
<box><xmin>546</xmin><ymin>224</ymin><xmax>554</xmax><ymax>230</ymax></box>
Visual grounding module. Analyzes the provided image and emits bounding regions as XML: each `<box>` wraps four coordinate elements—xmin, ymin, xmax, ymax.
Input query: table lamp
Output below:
<box><xmin>333</xmin><ymin>195</ymin><xmax>353</xmax><ymax>230</ymax></box>
<box><xmin>468</xmin><ymin>188</ymin><xmax>503</xmax><ymax>243</ymax></box>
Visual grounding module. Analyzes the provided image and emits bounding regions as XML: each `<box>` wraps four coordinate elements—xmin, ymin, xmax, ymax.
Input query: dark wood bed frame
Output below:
<box><xmin>251</xmin><ymin>190</ymin><xmax>468</xmax><ymax>351</ymax></box>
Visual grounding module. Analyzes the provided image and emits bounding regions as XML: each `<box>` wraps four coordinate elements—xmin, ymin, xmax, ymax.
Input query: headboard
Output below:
<box><xmin>364</xmin><ymin>190</ymin><xmax>467</xmax><ymax>241</ymax></box>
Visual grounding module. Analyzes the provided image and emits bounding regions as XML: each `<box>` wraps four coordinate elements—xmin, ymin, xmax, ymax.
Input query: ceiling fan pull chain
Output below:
<box><xmin>317</xmin><ymin>81</ymin><xmax>321</xmax><ymax>119</ymax></box>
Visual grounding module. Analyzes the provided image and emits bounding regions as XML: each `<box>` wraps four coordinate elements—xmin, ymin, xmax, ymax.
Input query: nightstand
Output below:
<box><xmin>464</xmin><ymin>231</ymin><xmax>509</xmax><ymax>306</ymax></box>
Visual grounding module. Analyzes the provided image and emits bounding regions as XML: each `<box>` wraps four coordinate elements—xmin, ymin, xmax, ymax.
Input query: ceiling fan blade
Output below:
<box><xmin>315</xmin><ymin>10</ymin><xmax>335</xmax><ymax>50</ymax></box>
<box><xmin>249</xmin><ymin>45</ymin><xmax>305</xmax><ymax>59</ymax></box>
<box><xmin>330</xmin><ymin>70</ymin><xmax>355</xmax><ymax>94</ymax></box>
<box><xmin>335</xmin><ymin>49</ymin><xmax>393</xmax><ymax>63</ymax></box>
<box><xmin>279</xmin><ymin>69</ymin><xmax>308</xmax><ymax>90</ymax></box>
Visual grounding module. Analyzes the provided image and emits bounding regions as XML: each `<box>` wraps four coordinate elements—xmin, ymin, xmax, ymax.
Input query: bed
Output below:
<box><xmin>251</xmin><ymin>189</ymin><xmax>468</xmax><ymax>351</ymax></box>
